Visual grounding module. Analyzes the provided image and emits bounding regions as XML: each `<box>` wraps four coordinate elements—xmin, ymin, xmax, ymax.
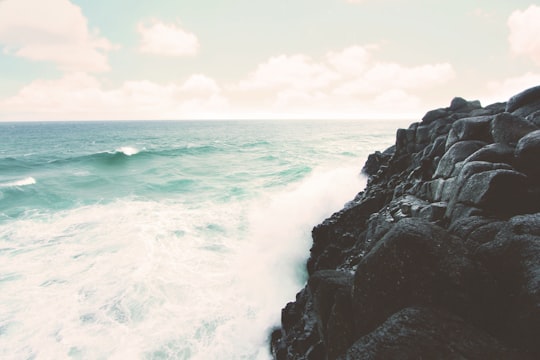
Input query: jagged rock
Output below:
<box><xmin>491</xmin><ymin>112</ymin><xmax>538</xmax><ymax>146</ymax></box>
<box><xmin>515</xmin><ymin>129</ymin><xmax>540</xmax><ymax>179</ymax></box>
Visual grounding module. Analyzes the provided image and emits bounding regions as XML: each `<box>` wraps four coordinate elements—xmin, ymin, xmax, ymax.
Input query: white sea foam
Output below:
<box><xmin>0</xmin><ymin>161</ymin><xmax>366</xmax><ymax>360</ymax></box>
<box><xmin>0</xmin><ymin>177</ymin><xmax>36</xmax><ymax>188</ymax></box>
<box><xmin>116</xmin><ymin>146</ymin><xmax>140</xmax><ymax>156</ymax></box>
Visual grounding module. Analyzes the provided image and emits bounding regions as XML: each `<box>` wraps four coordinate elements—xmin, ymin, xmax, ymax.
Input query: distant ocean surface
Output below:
<box><xmin>0</xmin><ymin>120</ymin><xmax>408</xmax><ymax>359</ymax></box>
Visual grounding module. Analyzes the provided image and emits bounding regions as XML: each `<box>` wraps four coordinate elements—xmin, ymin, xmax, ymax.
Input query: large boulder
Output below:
<box><xmin>433</xmin><ymin>140</ymin><xmax>486</xmax><ymax>179</ymax></box>
<box><xmin>506</xmin><ymin>85</ymin><xmax>540</xmax><ymax>114</ymax></box>
<box><xmin>475</xmin><ymin>213</ymin><xmax>540</xmax><ymax>353</ymax></box>
<box><xmin>515</xmin><ymin>129</ymin><xmax>540</xmax><ymax>179</ymax></box>
<box><xmin>351</xmin><ymin>218</ymin><xmax>481</xmax><ymax>338</ymax></box>
<box><xmin>338</xmin><ymin>307</ymin><xmax>529</xmax><ymax>360</ymax></box>
<box><xmin>445</xmin><ymin>115</ymin><xmax>493</xmax><ymax>149</ymax></box>
<box><xmin>491</xmin><ymin>112</ymin><xmax>538</xmax><ymax>146</ymax></box>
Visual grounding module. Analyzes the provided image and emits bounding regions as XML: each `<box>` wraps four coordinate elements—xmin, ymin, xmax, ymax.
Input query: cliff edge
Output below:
<box><xmin>271</xmin><ymin>85</ymin><xmax>540</xmax><ymax>359</ymax></box>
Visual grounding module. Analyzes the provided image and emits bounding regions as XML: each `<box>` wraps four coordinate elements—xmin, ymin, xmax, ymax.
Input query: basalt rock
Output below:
<box><xmin>272</xmin><ymin>85</ymin><xmax>540</xmax><ymax>359</ymax></box>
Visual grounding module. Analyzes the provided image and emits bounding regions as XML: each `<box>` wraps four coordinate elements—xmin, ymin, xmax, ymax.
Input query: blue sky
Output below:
<box><xmin>0</xmin><ymin>0</ymin><xmax>539</xmax><ymax>120</ymax></box>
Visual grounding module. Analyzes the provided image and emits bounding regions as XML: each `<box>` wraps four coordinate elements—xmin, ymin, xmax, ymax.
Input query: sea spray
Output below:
<box><xmin>0</xmin><ymin>120</ymin><xmax>408</xmax><ymax>359</ymax></box>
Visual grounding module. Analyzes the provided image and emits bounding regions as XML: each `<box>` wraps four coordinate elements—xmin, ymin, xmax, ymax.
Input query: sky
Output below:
<box><xmin>0</xmin><ymin>0</ymin><xmax>540</xmax><ymax>121</ymax></box>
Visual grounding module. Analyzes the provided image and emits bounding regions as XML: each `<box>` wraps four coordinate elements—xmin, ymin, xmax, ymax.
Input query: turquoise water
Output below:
<box><xmin>0</xmin><ymin>120</ymin><xmax>406</xmax><ymax>359</ymax></box>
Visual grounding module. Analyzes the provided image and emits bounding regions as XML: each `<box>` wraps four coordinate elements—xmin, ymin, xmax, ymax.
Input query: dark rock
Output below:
<box><xmin>338</xmin><ymin>307</ymin><xmax>529</xmax><ymax>360</ymax></box>
<box><xmin>475</xmin><ymin>213</ymin><xmax>540</xmax><ymax>353</ymax></box>
<box><xmin>464</xmin><ymin>143</ymin><xmax>515</xmax><ymax>165</ymax></box>
<box><xmin>506</xmin><ymin>85</ymin><xmax>540</xmax><ymax>113</ymax></box>
<box><xmin>445</xmin><ymin>115</ymin><xmax>493</xmax><ymax>149</ymax></box>
<box><xmin>351</xmin><ymin>218</ymin><xmax>480</xmax><ymax>338</ymax></box>
<box><xmin>515</xmin><ymin>129</ymin><xmax>540</xmax><ymax>178</ymax></box>
<box><xmin>421</xmin><ymin>108</ymin><xmax>448</xmax><ymax>125</ymax></box>
<box><xmin>362</xmin><ymin>151</ymin><xmax>391</xmax><ymax>176</ymax></box>
<box><xmin>434</xmin><ymin>140</ymin><xmax>486</xmax><ymax>179</ymax></box>
<box><xmin>273</xmin><ymin>86</ymin><xmax>540</xmax><ymax>359</ymax></box>
<box><xmin>491</xmin><ymin>112</ymin><xmax>538</xmax><ymax>146</ymax></box>
<box><xmin>308</xmin><ymin>270</ymin><xmax>355</xmax><ymax>359</ymax></box>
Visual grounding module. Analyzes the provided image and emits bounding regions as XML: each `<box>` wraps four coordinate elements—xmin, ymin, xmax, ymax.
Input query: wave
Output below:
<box><xmin>114</xmin><ymin>146</ymin><xmax>140</xmax><ymax>156</ymax></box>
<box><xmin>0</xmin><ymin>177</ymin><xmax>36</xmax><ymax>188</ymax></box>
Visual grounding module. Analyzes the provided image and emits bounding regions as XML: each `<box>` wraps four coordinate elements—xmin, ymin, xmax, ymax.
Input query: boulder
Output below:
<box><xmin>433</xmin><ymin>140</ymin><xmax>486</xmax><ymax>179</ymax></box>
<box><xmin>351</xmin><ymin>218</ymin><xmax>480</xmax><ymax>338</ymax></box>
<box><xmin>491</xmin><ymin>112</ymin><xmax>538</xmax><ymax>146</ymax></box>
<box><xmin>515</xmin><ymin>129</ymin><xmax>540</xmax><ymax>178</ymax></box>
<box><xmin>506</xmin><ymin>85</ymin><xmax>540</xmax><ymax>113</ymax></box>
<box><xmin>464</xmin><ymin>143</ymin><xmax>515</xmax><ymax>165</ymax></box>
<box><xmin>475</xmin><ymin>213</ymin><xmax>540</xmax><ymax>353</ymax></box>
<box><xmin>338</xmin><ymin>307</ymin><xmax>529</xmax><ymax>360</ymax></box>
<box><xmin>308</xmin><ymin>270</ymin><xmax>355</xmax><ymax>360</ymax></box>
<box><xmin>445</xmin><ymin>115</ymin><xmax>493</xmax><ymax>149</ymax></box>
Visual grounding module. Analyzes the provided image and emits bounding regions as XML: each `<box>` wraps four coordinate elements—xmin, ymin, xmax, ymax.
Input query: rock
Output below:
<box><xmin>491</xmin><ymin>112</ymin><xmax>538</xmax><ymax>146</ymax></box>
<box><xmin>421</xmin><ymin>108</ymin><xmax>448</xmax><ymax>125</ymax></box>
<box><xmin>273</xmin><ymin>86</ymin><xmax>540</xmax><ymax>359</ymax></box>
<box><xmin>515</xmin><ymin>129</ymin><xmax>540</xmax><ymax>178</ymax></box>
<box><xmin>308</xmin><ymin>270</ymin><xmax>355</xmax><ymax>360</ymax></box>
<box><xmin>464</xmin><ymin>143</ymin><xmax>515</xmax><ymax>165</ymax></box>
<box><xmin>506</xmin><ymin>85</ymin><xmax>540</xmax><ymax>113</ymax></box>
<box><xmin>338</xmin><ymin>307</ymin><xmax>529</xmax><ymax>360</ymax></box>
<box><xmin>434</xmin><ymin>140</ymin><xmax>486</xmax><ymax>179</ymax></box>
<box><xmin>351</xmin><ymin>218</ymin><xmax>480</xmax><ymax>338</ymax></box>
<box><xmin>445</xmin><ymin>115</ymin><xmax>493</xmax><ymax>149</ymax></box>
<box><xmin>475</xmin><ymin>214</ymin><xmax>540</xmax><ymax>353</ymax></box>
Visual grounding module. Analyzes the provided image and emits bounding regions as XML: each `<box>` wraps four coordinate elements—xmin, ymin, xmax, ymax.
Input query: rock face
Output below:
<box><xmin>271</xmin><ymin>86</ymin><xmax>540</xmax><ymax>359</ymax></box>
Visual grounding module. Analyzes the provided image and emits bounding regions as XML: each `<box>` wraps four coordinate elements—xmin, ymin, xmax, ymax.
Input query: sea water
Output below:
<box><xmin>0</xmin><ymin>120</ymin><xmax>408</xmax><ymax>359</ymax></box>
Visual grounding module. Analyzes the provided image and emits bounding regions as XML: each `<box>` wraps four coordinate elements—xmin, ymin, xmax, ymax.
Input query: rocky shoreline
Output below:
<box><xmin>270</xmin><ymin>85</ymin><xmax>540</xmax><ymax>359</ymax></box>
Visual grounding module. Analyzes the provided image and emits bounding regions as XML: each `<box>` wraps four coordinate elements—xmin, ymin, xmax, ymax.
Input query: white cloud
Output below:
<box><xmin>232</xmin><ymin>44</ymin><xmax>455</xmax><ymax>118</ymax></box>
<box><xmin>508</xmin><ymin>5</ymin><xmax>540</xmax><ymax>65</ymax></box>
<box><xmin>484</xmin><ymin>72</ymin><xmax>540</xmax><ymax>104</ymax></box>
<box><xmin>326</xmin><ymin>45</ymin><xmax>375</xmax><ymax>75</ymax></box>
<box><xmin>0</xmin><ymin>73</ymin><xmax>228</xmax><ymax>120</ymax></box>
<box><xmin>0</xmin><ymin>0</ymin><xmax>113</xmax><ymax>72</ymax></box>
<box><xmin>236</xmin><ymin>54</ymin><xmax>340</xmax><ymax>91</ymax></box>
<box><xmin>334</xmin><ymin>62</ymin><xmax>455</xmax><ymax>96</ymax></box>
<box><xmin>138</xmin><ymin>21</ymin><xmax>199</xmax><ymax>57</ymax></box>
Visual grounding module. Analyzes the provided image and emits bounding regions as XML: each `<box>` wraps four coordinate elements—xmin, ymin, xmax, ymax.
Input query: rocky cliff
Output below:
<box><xmin>271</xmin><ymin>85</ymin><xmax>540</xmax><ymax>359</ymax></box>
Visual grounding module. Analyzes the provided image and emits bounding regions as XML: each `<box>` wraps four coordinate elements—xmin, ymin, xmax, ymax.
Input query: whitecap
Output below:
<box><xmin>116</xmin><ymin>146</ymin><xmax>139</xmax><ymax>156</ymax></box>
<box><xmin>0</xmin><ymin>177</ymin><xmax>36</xmax><ymax>188</ymax></box>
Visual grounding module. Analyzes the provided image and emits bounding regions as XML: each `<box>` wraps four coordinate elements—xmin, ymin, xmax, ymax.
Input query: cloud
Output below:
<box><xmin>0</xmin><ymin>73</ymin><xmax>228</xmax><ymax>120</ymax></box>
<box><xmin>484</xmin><ymin>72</ymin><xmax>540</xmax><ymax>104</ymax></box>
<box><xmin>236</xmin><ymin>54</ymin><xmax>340</xmax><ymax>91</ymax></box>
<box><xmin>138</xmin><ymin>21</ymin><xmax>199</xmax><ymax>57</ymax></box>
<box><xmin>508</xmin><ymin>5</ymin><xmax>540</xmax><ymax>65</ymax></box>
<box><xmin>233</xmin><ymin>45</ymin><xmax>455</xmax><ymax>117</ymax></box>
<box><xmin>0</xmin><ymin>0</ymin><xmax>113</xmax><ymax>72</ymax></box>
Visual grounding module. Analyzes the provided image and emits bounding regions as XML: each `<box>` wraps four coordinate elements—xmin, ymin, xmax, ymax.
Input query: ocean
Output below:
<box><xmin>0</xmin><ymin>120</ymin><xmax>407</xmax><ymax>359</ymax></box>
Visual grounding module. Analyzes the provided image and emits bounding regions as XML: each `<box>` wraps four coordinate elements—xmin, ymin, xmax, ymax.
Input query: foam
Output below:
<box><xmin>115</xmin><ymin>146</ymin><xmax>140</xmax><ymax>156</ymax></box>
<box><xmin>0</xmin><ymin>177</ymin><xmax>36</xmax><ymax>188</ymax></box>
